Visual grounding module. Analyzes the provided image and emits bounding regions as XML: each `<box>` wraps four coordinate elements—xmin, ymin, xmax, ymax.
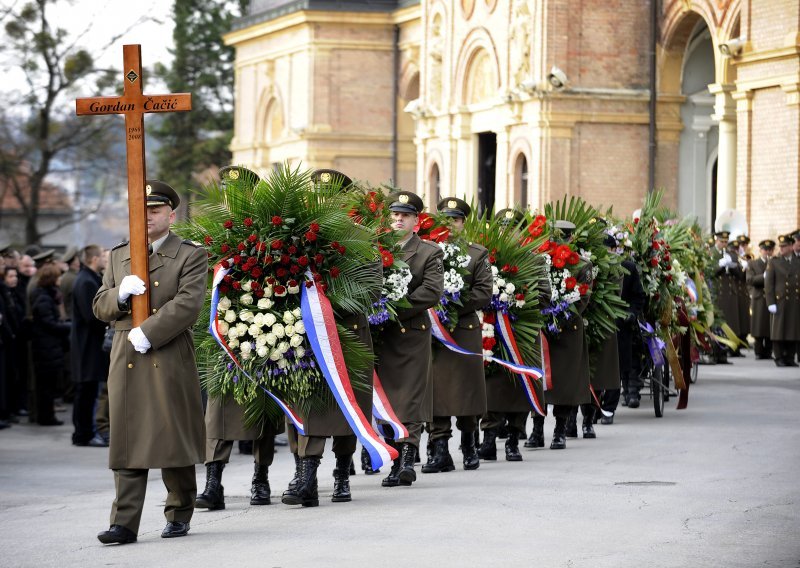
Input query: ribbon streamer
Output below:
<box><xmin>664</xmin><ymin>336</ymin><xmax>686</xmax><ymax>391</ymax></box>
<box><xmin>684</xmin><ymin>277</ymin><xmax>698</xmax><ymax>304</ymax></box>
<box><xmin>301</xmin><ymin>280</ymin><xmax>398</xmax><ymax>469</ymax></box>
<box><xmin>494</xmin><ymin>311</ymin><xmax>546</xmax><ymax>416</ymax></box>
<box><xmin>539</xmin><ymin>332</ymin><xmax>553</xmax><ymax>391</ymax></box>
<box><xmin>208</xmin><ymin>261</ymin><xmax>306</xmax><ymax>434</ymax></box>
<box><xmin>639</xmin><ymin>321</ymin><xmax>666</xmax><ymax>368</ymax></box>
<box><xmin>371</xmin><ymin>370</ymin><xmax>409</xmax><ymax>440</ymax></box>
<box><xmin>589</xmin><ymin>384</ymin><xmax>613</xmax><ymax>417</ymax></box>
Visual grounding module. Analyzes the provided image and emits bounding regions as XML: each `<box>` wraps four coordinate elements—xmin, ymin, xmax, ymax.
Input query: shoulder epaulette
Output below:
<box><xmin>182</xmin><ymin>239</ymin><xmax>202</xmax><ymax>248</ymax></box>
<box><xmin>111</xmin><ymin>240</ymin><xmax>129</xmax><ymax>251</ymax></box>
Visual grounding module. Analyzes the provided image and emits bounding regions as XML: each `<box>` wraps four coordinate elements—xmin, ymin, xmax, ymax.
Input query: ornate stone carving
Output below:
<box><xmin>428</xmin><ymin>15</ymin><xmax>444</xmax><ymax>111</ymax></box>
<box><xmin>509</xmin><ymin>0</ymin><xmax>532</xmax><ymax>88</ymax></box>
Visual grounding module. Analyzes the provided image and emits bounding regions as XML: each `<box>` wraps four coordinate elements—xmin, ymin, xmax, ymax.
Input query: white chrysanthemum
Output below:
<box><xmin>257</xmin><ymin>298</ymin><xmax>273</xmax><ymax>310</ymax></box>
<box><xmin>218</xmin><ymin>297</ymin><xmax>232</xmax><ymax>311</ymax></box>
<box><xmin>283</xmin><ymin>310</ymin><xmax>295</xmax><ymax>325</ymax></box>
<box><xmin>224</xmin><ymin>310</ymin><xmax>237</xmax><ymax>323</ymax></box>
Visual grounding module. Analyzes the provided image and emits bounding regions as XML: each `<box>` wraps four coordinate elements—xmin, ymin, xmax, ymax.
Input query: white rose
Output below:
<box><xmin>256</xmin><ymin>346</ymin><xmax>269</xmax><ymax>358</ymax></box>
<box><xmin>242</xmin><ymin>281</ymin><xmax>252</xmax><ymax>292</ymax></box>
<box><xmin>265</xmin><ymin>333</ymin><xmax>277</xmax><ymax>347</ymax></box>
<box><xmin>236</xmin><ymin>322</ymin><xmax>248</xmax><ymax>336</ymax></box>
<box><xmin>505</xmin><ymin>283</ymin><xmax>515</xmax><ymax>294</ymax></box>
<box><xmin>288</xmin><ymin>283</ymin><xmax>300</xmax><ymax>295</ymax></box>
<box><xmin>227</xmin><ymin>327</ymin><xmax>239</xmax><ymax>340</ymax></box>
<box><xmin>228</xmin><ymin>338</ymin><xmax>239</xmax><ymax>349</ymax></box>
<box><xmin>217</xmin><ymin>321</ymin><xmax>229</xmax><ymax>336</ymax></box>
<box><xmin>262</xmin><ymin>286</ymin><xmax>273</xmax><ymax>298</ymax></box>
<box><xmin>224</xmin><ymin>310</ymin><xmax>237</xmax><ymax>323</ymax></box>
<box><xmin>497</xmin><ymin>278</ymin><xmax>506</xmax><ymax>288</ymax></box>
<box><xmin>284</xmin><ymin>324</ymin><xmax>295</xmax><ymax>337</ymax></box>
<box><xmin>253</xmin><ymin>313</ymin><xmax>264</xmax><ymax>326</ymax></box>
<box><xmin>256</xmin><ymin>334</ymin><xmax>268</xmax><ymax>347</ymax></box>
<box><xmin>499</xmin><ymin>292</ymin><xmax>509</xmax><ymax>303</ymax></box>
<box><xmin>240</xmin><ymin>341</ymin><xmax>252</xmax><ymax>354</ymax></box>
<box><xmin>239</xmin><ymin>310</ymin><xmax>254</xmax><ymax>322</ymax></box>
<box><xmin>264</xmin><ymin>313</ymin><xmax>277</xmax><ymax>327</ymax></box>
<box><xmin>257</xmin><ymin>298</ymin><xmax>273</xmax><ymax>310</ymax></box>
<box><xmin>293</xmin><ymin>308</ymin><xmax>302</xmax><ymax>319</ymax></box>
<box><xmin>248</xmin><ymin>324</ymin><xmax>262</xmax><ymax>337</ymax></box>
<box><xmin>294</xmin><ymin>346</ymin><xmax>305</xmax><ymax>358</ymax></box>
<box><xmin>240</xmin><ymin>350</ymin><xmax>251</xmax><ymax>360</ymax></box>
<box><xmin>492</xmin><ymin>285</ymin><xmax>500</xmax><ymax>296</ymax></box>
<box><xmin>294</xmin><ymin>321</ymin><xmax>305</xmax><ymax>335</ymax></box>
<box><xmin>277</xmin><ymin>358</ymin><xmax>289</xmax><ymax>369</ymax></box>
<box><xmin>269</xmin><ymin>348</ymin><xmax>282</xmax><ymax>361</ymax></box>
<box><xmin>218</xmin><ymin>297</ymin><xmax>231</xmax><ymax>311</ymax></box>
<box><xmin>272</xmin><ymin>323</ymin><xmax>285</xmax><ymax>338</ymax></box>
<box><xmin>278</xmin><ymin>341</ymin><xmax>290</xmax><ymax>354</ymax></box>
<box><xmin>290</xmin><ymin>334</ymin><xmax>304</xmax><ymax>348</ymax></box>
<box><xmin>283</xmin><ymin>310</ymin><xmax>295</xmax><ymax>325</ymax></box>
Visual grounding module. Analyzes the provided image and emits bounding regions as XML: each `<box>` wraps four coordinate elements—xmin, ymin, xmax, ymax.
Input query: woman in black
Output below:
<box><xmin>30</xmin><ymin>264</ymin><xmax>70</xmax><ymax>426</ymax></box>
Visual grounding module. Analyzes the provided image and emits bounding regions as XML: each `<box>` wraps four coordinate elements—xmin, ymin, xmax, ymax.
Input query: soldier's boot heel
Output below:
<box><xmin>195</xmin><ymin>461</ymin><xmax>225</xmax><ymax>510</ymax></box>
<box><xmin>421</xmin><ymin>438</ymin><xmax>455</xmax><ymax>473</ymax></box>
<box><xmin>250</xmin><ymin>463</ymin><xmax>271</xmax><ymax>505</ymax></box>
<box><xmin>550</xmin><ymin>417</ymin><xmax>567</xmax><ymax>450</ymax></box>
<box><xmin>397</xmin><ymin>443</ymin><xmax>417</xmax><ymax>485</ymax></box>
<box><xmin>565</xmin><ymin>407</ymin><xmax>578</xmax><ymax>438</ymax></box>
<box><xmin>525</xmin><ymin>415</ymin><xmax>545</xmax><ymax>448</ymax></box>
<box><xmin>331</xmin><ymin>455</ymin><xmax>352</xmax><ymax>502</ymax></box>
<box><xmin>505</xmin><ymin>430</ymin><xmax>523</xmax><ymax>461</ymax></box>
<box><xmin>461</xmin><ymin>430</ymin><xmax>480</xmax><ymax>470</ymax></box>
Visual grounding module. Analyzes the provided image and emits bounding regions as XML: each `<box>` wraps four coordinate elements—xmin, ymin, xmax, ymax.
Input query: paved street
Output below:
<box><xmin>0</xmin><ymin>356</ymin><xmax>798</xmax><ymax>568</ymax></box>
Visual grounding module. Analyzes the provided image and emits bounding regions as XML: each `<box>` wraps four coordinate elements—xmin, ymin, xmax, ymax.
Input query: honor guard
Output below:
<box><xmin>709</xmin><ymin>231</ymin><xmax>749</xmax><ymax>359</ymax></box>
<box><xmin>374</xmin><ymin>191</ymin><xmax>444</xmax><ymax>487</ymax></box>
<box><xmin>746</xmin><ymin>240</ymin><xmax>775</xmax><ymax>360</ymax></box>
<box><xmin>94</xmin><ymin>180</ymin><xmax>207</xmax><ymax>543</ymax></box>
<box><xmin>765</xmin><ymin>234</ymin><xmax>800</xmax><ymax>367</ymax></box>
<box><xmin>423</xmin><ymin>197</ymin><xmax>492</xmax><ymax>473</ymax></box>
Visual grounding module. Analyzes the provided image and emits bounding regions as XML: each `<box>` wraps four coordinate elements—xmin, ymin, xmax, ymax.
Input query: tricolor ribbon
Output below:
<box><xmin>301</xmin><ymin>280</ymin><xmax>398</xmax><ymax>469</ymax></box>
<box><xmin>494</xmin><ymin>311</ymin><xmax>546</xmax><ymax>416</ymax></box>
<box><xmin>539</xmin><ymin>332</ymin><xmax>554</xmax><ymax>391</ymax></box>
<box><xmin>208</xmin><ymin>261</ymin><xmax>306</xmax><ymax>434</ymax></box>
<box><xmin>589</xmin><ymin>384</ymin><xmax>613</xmax><ymax>417</ymax></box>
<box><xmin>371</xmin><ymin>371</ymin><xmax>409</xmax><ymax>440</ymax></box>
<box><xmin>685</xmin><ymin>278</ymin><xmax>698</xmax><ymax>304</ymax></box>
<box><xmin>427</xmin><ymin>309</ymin><xmax>545</xmax><ymax>380</ymax></box>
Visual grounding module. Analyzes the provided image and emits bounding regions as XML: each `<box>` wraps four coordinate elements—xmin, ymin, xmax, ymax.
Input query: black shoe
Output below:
<box><xmin>621</xmin><ymin>397</ymin><xmax>629</xmax><ymax>407</ymax></box>
<box><xmin>281</xmin><ymin>457</ymin><xmax>319</xmax><ymax>507</ymax></box>
<box><xmin>97</xmin><ymin>524</ymin><xmax>137</xmax><ymax>545</ymax></box>
<box><xmin>195</xmin><ymin>461</ymin><xmax>225</xmax><ymax>510</ymax></box>
<box><xmin>582</xmin><ymin>407</ymin><xmax>596</xmax><ymax>439</ymax></box>
<box><xmin>381</xmin><ymin>457</ymin><xmax>401</xmax><ymax>487</ymax></box>
<box><xmin>360</xmin><ymin>446</ymin><xmax>380</xmax><ymax>475</ymax></box>
<box><xmin>525</xmin><ymin>416</ymin><xmax>545</xmax><ymax>448</ymax></box>
<box><xmin>505</xmin><ymin>432</ymin><xmax>523</xmax><ymax>462</ymax></box>
<box><xmin>582</xmin><ymin>421</ymin><xmax>596</xmax><ymax>439</ymax></box>
<box><xmin>461</xmin><ymin>431</ymin><xmax>480</xmax><ymax>470</ymax></box>
<box><xmin>161</xmin><ymin>521</ymin><xmax>190</xmax><ymax>538</ymax></box>
<box><xmin>421</xmin><ymin>438</ymin><xmax>455</xmax><ymax>473</ymax></box>
<box><xmin>628</xmin><ymin>398</ymin><xmax>640</xmax><ymax>409</ymax></box>
<box><xmin>88</xmin><ymin>433</ymin><xmax>109</xmax><ymax>447</ymax></box>
<box><xmin>550</xmin><ymin>418</ymin><xmax>566</xmax><ymax>450</ymax></box>
<box><xmin>250</xmin><ymin>463</ymin><xmax>271</xmax><ymax>505</ymax></box>
<box><xmin>332</xmin><ymin>455</ymin><xmax>352</xmax><ymax>502</ymax></box>
<box><xmin>600</xmin><ymin>414</ymin><xmax>614</xmax><ymax>425</ymax></box>
<box><xmin>565</xmin><ymin>410</ymin><xmax>578</xmax><ymax>438</ymax></box>
<box><xmin>397</xmin><ymin>443</ymin><xmax>417</xmax><ymax>485</ymax></box>
<box><xmin>477</xmin><ymin>429</ymin><xmax>498</xmax><ymax>460</ymax></box>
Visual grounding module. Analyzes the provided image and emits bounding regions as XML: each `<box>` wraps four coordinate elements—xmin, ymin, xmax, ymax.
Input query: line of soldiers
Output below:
<box><xmin>709</xmin><ymin>230</ymin><xmax>800</xmax><ymax>367</ymax></box>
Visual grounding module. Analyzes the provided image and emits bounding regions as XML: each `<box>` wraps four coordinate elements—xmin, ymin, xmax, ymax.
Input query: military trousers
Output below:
<box><xmin>381</xmin><ymin>421</ymin><xmax>423</xmax><ymax>449</ymax></box>
<box><xmin>481</xmin><ymin>411</ymin><xmax>527</xmax><ymax>434</ymax></box>
<box><xmin>95</xmin><ymin>382</ymin><xmax>109</xmax><ymax>436</ymax></box>
<box><xmin>297</xmin><ymin>434</ymin><xmax>357</xmax><ymax>459</ymax></box>
<box><xmin>773</xmin><ymin>340</ymin><xmax>798</xmax><ymax>364</ymax></box>
<box><xmin>753</xmin><ymin>336</ymin><xmax>773</xmax><ymax>359</ymax></box>
<box><xmin>206</xmin><ymin>436</ymin><xmax>275</xmax><ymax>466</ymax></box>
<box><xmin>110</xmin><ymin>466</ymin><xmax>196</xmax><ymax>533</ymax></box>
<box><xmin>429</xmin><ymin>415</ymin><xmax>478</xmax><ymax>441</ymax></box>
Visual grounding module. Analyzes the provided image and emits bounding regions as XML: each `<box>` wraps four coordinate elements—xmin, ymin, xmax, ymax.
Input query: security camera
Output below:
<box><xmin>547</xmin><ymin>66</ymin><xmax>568</xmax><ymax>90</ymax></box>
<box><xmin>719</xmin><ymin>37</ymin><xmax>746</xmax><ymax>57</ymax></box>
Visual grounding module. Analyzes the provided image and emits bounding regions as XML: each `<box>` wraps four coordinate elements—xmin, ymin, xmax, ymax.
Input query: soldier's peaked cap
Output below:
<box><xmin>495</xmin><ymin>208</ymin><xmax>525</xmax><ymax>226</ymax></box>
<box><xmin>714</xmin><ymin>230</ymin><xmax>730</xmax><ymax>239</ymax></box>
<box><xmin>758</xmin><ymin>239</ymin><xmax>775</xmax><ymax>249</ymax></box>
<box><xmin>778</xmin><ymin>234</ymin><xmax>795</xmax><ymax>245</ymax></box>
<box><xmin>145</xmin><ymin>180</ymin><xmax>180</xmax><ymax>210</ymax></box>
<box><xmin>311</xmin><ymin>168</ymin><xmax>353</xmax><ymax>189</ymax></box>
<box><xmin>219</xmin><ymin>166</ymin><xmax>260</xmax><ymax>189</ymax></box>
<box><xmin>388</xmin><ymin>191</ymin><xmax>424</xmax><ymax>214</ymax></box>
<box><xmin>437</xmin><ymin>197</ymin><xmax>471</xmax><ymax>218</ymax></box>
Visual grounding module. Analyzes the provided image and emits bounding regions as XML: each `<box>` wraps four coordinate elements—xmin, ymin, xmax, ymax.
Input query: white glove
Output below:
<box><xmin>118</xmin><ymin>275</ymin><xmax>146</xmax><ymax>302</ymax></box>
<box><xmin>768</xmin><ymin>304</ymin><xmax>777</xmax><ymax>314</ymax></box>
<box><xmin>128</xmin><ymin>326</ymin><xmax>151</xmax><ymax>354</ymax></box>
<box><xmin>718</xmin><ymin>257</ymin><xmax>728</xmax><ymax>268</ymax></box>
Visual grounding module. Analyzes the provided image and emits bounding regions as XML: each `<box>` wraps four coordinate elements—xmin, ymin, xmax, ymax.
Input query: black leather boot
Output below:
<box><xmin>382</xmin><ymin>457</ymin><xmax>401</xmax><ymax>487</ymax></box>
<box><xmin>332</xmin><ymin>455</ymin><xmax>352</xmax><ymax>502</ymax></box>
<box><xmin>550</xmin><ymin>417</ymin><xmax>567</xmax><ymax>449</ymax></box>
<box><xmin>195</xmin><ymin>461</ymin><xmax>225</xmax><ymax>510</ymax></box>
<box><xmin>281</xmin><ymin>457</ymin><xmax>320</xmax><ymax>507</ymax></box>
<box><xmin>566</xmin><ymin>408</ymin><xmax>578</xmax><ymax>438</ymax></box>
<box><xmin>398</xmin><ymin>442</ymin><xmax>417</xmax><ymax>485</ymax></box>
<box><xmin>505</xmin><ymin>429</ymin><xmax>523</xmax><ymax>461</ymax></box>
<box><xmin>525</xmin><ymin>415</ymin><xmax>545</xmax><ymax>448</ymax></box>
<box><xmin>421</xmin><ymin>437</ymin><xmax>455</xmax><ymax>473</ymax></box>
<box><xmin>477</xmin><ymin>428</ymin><xmax>498</xmax><ymax>460</ymax></box>
<box><xmin>461</xmin><ymin>430</ymin><xmax>480</xmax><ymax>470</ymax></box>
<box><xmin>284</xmin><ymin>453</ymin><xmax>301</xmax><ymax>495</ymax></box>
<box><xmin>250</xmin><ymin>463</ymin><xmax>271</xmax><ymax>505</ymax></box>
<box><xmin>582</xmin><ymin>406</ymin><xmax>596</xmax><ymax>439</ymax></box>
<box><xmin>361</xmin><ymin>446</ymin><xmax>379</xmax><ymax>475</ymax></box>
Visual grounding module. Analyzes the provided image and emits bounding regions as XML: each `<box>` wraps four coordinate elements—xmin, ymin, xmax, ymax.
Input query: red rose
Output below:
<box><xmin>665</xmin><ymin>274</ymin><xmax>673</xmax><ymax>282</ymax></box>
<box><xmin>232</xmin><ymin>281</ymin><xmax>242</xmax><ymax>290</ymax></box>
<box><xmin>204</xmin><ymin>235</ymin><xmax>213</xmax><ymax>246</ymax></box>
<box><xmin>482</xmin><ymin>337</ymin><xmax>497</xmax><ymax>350</ymax></box>
<box><xmin>288</xmin><ymin>245</ymin><xmax>297</xmax><ymax>254</ymax></box>
<box><xmin>223</xmin><ymin>220</ymin><xmax>233</xmax><ymax>229</ymax></box>
<box><xmin>310</xmin><ymin>222</ymin><xmax>320</xmax><ymax>233</ymax></box>
<box><xmin>564</xmin><ymin>276</ymin><xmax>577</xmax><ymax>290</ymax></box>
<box><xmin>236</xmin><ymin>243</ymin><xmax>245</xmax><ymax>252</ymax></box>
<box><xmin>633</xmin><ymin>218</ymin><xmax>640</xmax><ymax>224</ymax></box>
<box><xmin>220</xmin><ymin>243</ymin><xmax>230</xmax><ymax>253</ymax></box>
<box><xmin>298</xmin><ymin>255</ymin><xmax>310</xmax><ymax>267</ymax></box>
<box><xmin>250</xmin><ymin>281</ymin><xmax>261</xmax><ymax>291</ymax></box>
<box><xmin>243</xmin><ymin>217</ymin><xmax>253</xmax><ymax>227</ymax></box>
<box><xmin>248</xmin><ymin>233</ymin><xmax>257</xmax><ymax>243</ymax></box>
<box><xmin>272</xmin><ymin>216</ymin><xmax>283</xmax><ymax>226</ymax></box>
<box><xmin>578</xmin><ymin>283</ymin><xmax>589</xmax><ymax>295</ymax></box>
<box><xmin>567</xmin><ymin>252</ymin><xmax>580</xmax><ymax>265</ymax></box>
<box><xmin>515</xmin><ymin>293</ymin><xmax>525</xmax><ymax>301</ymax></box>
<box><xmin>650</xmin><ymin>257</ymin><xmax>659</xmax><ymax>267</ymax></box>
<box><xmin>314</xmin><ymin>253</ymin><xmax>324</xmax><ymax>265</ymax></box>
<box><xmin>219</xmin><ymin>284</ymin><xmax>230</xmax><ymax>294</ymax></box>
<box><xmin>652</xmin><ymin>241</ymin><xmax>660</xmax><ymax>250</ymax></box>
<box><xmin>250</xmin><ymin>267</ymin><xmax>262</xmax><ymax>278</ymax></box>
<box><xmin>255</xmin><ymin>242</ymin><xmax>267</xmax><ymax>253</ymax></box>
<box><xmin>263</xmin><ymin>255</ymin><xmax>273</xmax><ymax>265</ymax></box>
<box><xmin>223</xmin><ymin>275</ymin><xmax>233</xmax><ymax>283</ymax></box>
<box><xmin>254</xmin><ymin>289</ymin><xmax>264</xmax><ymax>298</ymax></box>
<box><xmin>273</xmin><ymin>284</ymin><xmax>286</xmax><ymax>295</ymax></box>
<box><xmin>287</xmin><ymin>279</ymin><xmax>298</xmax><ymax>288</ymax></box>
<box><xmin>290</xmin><ymin>265</ymin><xmax>301</xmax><ymax>275</ymax></box>
<box><xmin>266</xmin><ymin>277</ymin><xmax>276</xmax><ymax>285</ymax></box>
<box><xmin>271</xmin><ymin>240</ymin><xmax>283</xmax><ymax>250</ymax></box>
<box><xmin>489</xmin><ymin>255</ymin><xmax>496</xmax><ymax>263</ymax></box>
<box><xmin>233</xmin><ymin>255</ymin><xmax>242</xmax><ymax>265</ymax></box>
<box><xmin>502</xmin><ymin>264</ymin><xmax>511</xmax><ymax>273</ymax></box>
<box><xmin>330</xmin><ymin>267</ymin><xmax>341</xmax><ymax>278</ymax></box>
<box><xmin>553</xmin><ymin>257</ymin><xmax>566</xmax><ymax>269</ymax></box>
<box><xmin>276</xmin><ymin>267</ymin><xmax>288</xmax><ymax>278</ymax></box>
<box><xmin>313</xmin><ymin>272</ymin><xmax>323</xmax><ymax>282</ymax></box>
<box><xmin>280</xmin><ymin>254</ymin><xmax>290</xmax><ymax>265</ymax></box>
<box><xmin>305</xmin><ymin>231</ymin><xmax>317</xmax><ymax>242</ymax></box>
<box><xmin>483</xmin><ymin>312</ymin><xmax>496</xmax><ymax>324</ymax></box>
<box><xmin>320</xmin><ymin>283</ymin><xmax>329</xmax><ymax>293</ymax></box>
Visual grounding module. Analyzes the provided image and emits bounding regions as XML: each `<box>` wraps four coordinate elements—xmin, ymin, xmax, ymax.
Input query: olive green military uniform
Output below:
<box><xmin>93</xmin><ymin>231</ymin><xmax>207</xmax><ymax>533</ymax></box>
<box><xmin>205</xmin><ymin>394</ymin><xmax>281</xmax><ymax>465</ymax></box>
<box><xmin>430</xmin><ymin>243</ymin><xmax>492</xmax><ymax>439</ymax></box>
<box><xmin>374</xmin><ymin>233</ymin><xmax>444</xmax><ymax>448</ymax></box>
<box><xmin>709</xmin><ymin>246</ymin><xmax>750</xmax><ymax>339</ymax></box>
<box><xmin>765</xmin><ymin>252</ymin><xmax>800</xmax><ymax>365</ymax></box>
<box><xmin>746</xmin><ymin>256</ymin><xmax>772</xmax><ymax>358</ymax></box>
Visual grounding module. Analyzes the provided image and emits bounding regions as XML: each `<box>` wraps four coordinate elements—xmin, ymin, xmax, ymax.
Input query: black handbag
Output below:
<box><xmin>101</xmin><ymin>326</ymin><xmax>114</xmax><ymax>353</ymax></box>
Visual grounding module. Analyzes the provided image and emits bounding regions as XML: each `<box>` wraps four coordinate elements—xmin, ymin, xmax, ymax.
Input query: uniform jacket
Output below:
<box><xmin>765</xmin><ymin>255</ymin><xmax>800</xmax><ymax>341</ymax></box>
<box><xmin>709</xmin><ymin>247</ymin><xmax>750</xmax><ymax>336</ymax></box>
<box><xmin>374</xmin><ymin>233</ymin><xmax>444</xmax><ymax>423</ymax></box>
<box><xmin>746</xmin><ymin>257</ymin><xmax>771</xmax><ymax>338</ymax></box>
<box><xmin>431</xmin><ymin>242</ymin><xmax>492</xmax><ymax>416</ymax></box>
<box><xmin>93</xmin><ymin>231</ymin><xmax>207</xmax><ymax>469</ymax></box>
<box><xmin>30</xmin><ymin>286</ymin><xmax>70</xmax><ymax>365</ymax></box>
<box><xmin>70</xmin><ymin>266</ymin><xmax>110</xmax><ymax>383</ymax></box>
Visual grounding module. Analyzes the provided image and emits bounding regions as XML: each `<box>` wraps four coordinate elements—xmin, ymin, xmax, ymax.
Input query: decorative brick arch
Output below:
<box><xmin>255</xmin><ymin>87</ymin><xmax>286</xmax><ymax>144</ymax></box>
<box><xmin>453</xmin><ymin>27</ymin><xmax>501</xmax><ymax>106</ymax></box>
<box><xmin>508</xmin><ymin>137</ymin><xmax>533</xmax><ymax>207</ymax></box>
<box><xmin>399</xmin><ymin>60</ymin><xmax>421</xmax><ymax>102</ymax></box>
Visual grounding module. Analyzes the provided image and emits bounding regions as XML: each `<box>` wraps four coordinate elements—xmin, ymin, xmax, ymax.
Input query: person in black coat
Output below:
<box><xmin>30</xmin><ymin>264</ymin><xmax>71</xmax><ymax>426</ymax></box>
<box><xmin>1</xmin><ymin>266</ymin><xmax>24</xmax><ymax>419</ymax></box>
<box><xmin>600</xmin><ymin>250</ymin><xmax>646</xmax><ymax>420</ymax></box>
<box><xmin>70</xmin><ymin>245</ymin><xmax>110</xmax><ymax>446</ymax></box>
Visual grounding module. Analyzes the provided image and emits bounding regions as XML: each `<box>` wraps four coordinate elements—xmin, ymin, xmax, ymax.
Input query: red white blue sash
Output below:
<box><xmin>371</xmin><ymin>371</ymin><xmax>409</xmax><ymax>439</ymax></box>
<box><xmin>494</xmin><ymin>311</ymin><xmax>547</xmax><ymax>416</ymax></box>
<box><xmin>208</xmin><ymin>261</ymin><xmax>305</xmax><ymax>434</ymax></box>
<box><xmin>301</xmin><ymin>281</ymin><xmax>399</xmax><ymax>469</ymax></box>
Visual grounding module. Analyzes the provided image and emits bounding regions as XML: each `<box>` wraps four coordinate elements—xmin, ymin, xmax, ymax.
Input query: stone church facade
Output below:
<box><xmin>225</xmin><ymin>0</ymin><xmax>800</xmax><ymax>242</ymax></box>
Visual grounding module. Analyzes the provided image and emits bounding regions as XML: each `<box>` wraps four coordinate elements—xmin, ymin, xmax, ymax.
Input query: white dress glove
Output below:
<box><xmin>768</xmin><ymin>304</ymin><xmax>778</xmax><ymax>314</ymax></box>
<box><xmin>128</xmin><ymin>326</ymin><xmax>151</xmax><ymax>354</ymax></box>
<box><xmin>118</xmin><ymin>275</ymin><xmax>146</xmax><ymax>302</ymax></box>
<box><xmin>718</xmin><ymin>257</ymin><xmax>728</xmax><ymax>268</ymax></box>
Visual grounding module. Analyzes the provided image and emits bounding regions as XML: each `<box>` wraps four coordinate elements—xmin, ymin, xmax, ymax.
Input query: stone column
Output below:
<box><xmin>709</xmin><ymin>83</ymin><xmax>737</xmax><ymax>213</ymax></box>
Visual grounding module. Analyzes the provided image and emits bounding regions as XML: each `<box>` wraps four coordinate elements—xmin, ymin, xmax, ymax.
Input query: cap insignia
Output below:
<box><xmin>227</xmin><ymin>170</ymin><xmax>240</xmax><ymax>180</ymax></box>
<box><xmin>447</xmin><ymin>200</ymin><xmax>458</xmax><ymax>209</ymax></box>
<box><xmin>399</xmin><ymin>194</ymin><xmax>409</xmax><ymax>204</ymax></box>
<box><xmin>320</xmin><ymin>172</ymin><xmax>332</xmax><ymax>183</ymax></box>
<box><xmin>504</xmin><ymin>210</ymin><xmax>514</xmax><ymax>219</ymax></box>
<box><xmin>145</xmin><ymin>184</ymin><xmax>152</xmax><ymax>195</ymax></box>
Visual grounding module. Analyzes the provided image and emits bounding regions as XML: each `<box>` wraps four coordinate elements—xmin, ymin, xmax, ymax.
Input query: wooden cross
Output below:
<box><xmin>76</xmin><ymin>45</ymin><xmax>191</xmax><ymax>326</ymax></box>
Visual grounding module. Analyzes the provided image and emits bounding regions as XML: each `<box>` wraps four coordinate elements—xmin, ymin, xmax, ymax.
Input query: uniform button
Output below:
<box><xmin>153</xmin><ymin>362</ymin><xmax>158</xmax><ymax>368</ymax></box>
<box><xmin>468</xmin><ymin>324</ymin><xmax>473</xmax><ymax>329</ymax></box>
<box><xmin>421</xmin><ymin>324</ymin><xmax>426</xmax><ymax>330</ymax></box>
<box><xmin>127</xmin><ymin>363</ymin><xmax>134</xmax><ymax>369</ymax></box>
<box><xmin>127</xmin><ymin>310</ymin><xmax>132</xmax><ymax>315</ymax></box>
<box><xmin>400</xmin><ymin>328</ymin><xmax>406</xmax><ymax>334</ymax></box>
<box><xmin>152</xmin><ymin>308</ymin><xmax>158</xmax><ymax>314</ymax></box>
<box><xmin>353</xmin><ymin>324</ymin><xmax>358</xmax><ymax>330</ymax></box>
<box><xmin>154</xmin><ymin>281</ymin><xmax>159</xmax><ymax>287</ymax></box>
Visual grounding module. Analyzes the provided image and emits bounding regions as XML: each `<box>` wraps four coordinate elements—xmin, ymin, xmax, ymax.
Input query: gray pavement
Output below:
<box><xmin>1</xmin><ymin>356</ymin><xmax>798</xmax><ymax>568</ymax></box>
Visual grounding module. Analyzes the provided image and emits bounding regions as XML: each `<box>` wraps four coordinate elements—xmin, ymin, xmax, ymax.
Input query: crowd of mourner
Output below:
<box><xmin>0</xmin><ymin>166</ymin><xmax>797</xmax><ymax>545</ymax></box>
